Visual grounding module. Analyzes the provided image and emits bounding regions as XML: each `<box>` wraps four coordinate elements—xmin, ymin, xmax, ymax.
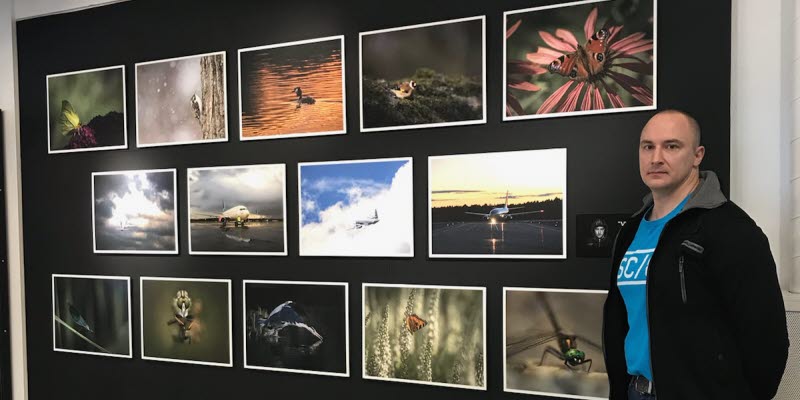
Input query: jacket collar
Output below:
<box><xmin>632</xmin><ymin>170</ymin><xmax>728</xmax><ymax>218</ymax></box>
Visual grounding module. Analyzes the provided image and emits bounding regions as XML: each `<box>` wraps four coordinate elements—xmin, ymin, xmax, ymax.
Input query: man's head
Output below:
<box><xmin>591</xmin><ymin>218</ymin><xmax>608</xmax><ymax>239</ymax></box>
<box><xmin>639</xmin><ymin>110</ymin><xmax>705</xmax><ymax>195</ymax></box>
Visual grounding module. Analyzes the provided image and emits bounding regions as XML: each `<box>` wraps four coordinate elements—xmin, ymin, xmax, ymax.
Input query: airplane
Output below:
<box><xmin>353</xmin><ymin>209</ymin><xmax>379</xmax><ymax>229</ymax></box>
<box><xmin>218</xmin><ymin>201</ymin><xmax>250</xmax><ymax>227</ymax></box>
<box><xmin>193</xmin><ymin>201</ymin><xmax>251</xmax><ymax>228</ymax></box>
<box><xmin>465</xmin><ymin>191</ymin><xmax>544</xmax><ymax>223</ymax></box>
<box><xmin>119</xmin><ymin>216</ymin><xmax>130</xmax><ymax>231</ymax></box>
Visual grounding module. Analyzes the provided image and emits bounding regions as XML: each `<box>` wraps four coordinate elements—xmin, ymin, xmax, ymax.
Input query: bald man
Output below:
<box><xmin>602</xmin><ymin>110</ymin><xmax>788</xmax><ymax>399</ymax></box>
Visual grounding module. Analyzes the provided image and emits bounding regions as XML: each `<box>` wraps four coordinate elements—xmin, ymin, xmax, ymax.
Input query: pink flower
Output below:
<box><xmin>508</xmin><ymin>7</ymin><xmax>654</xmax><ymax>116</ymax></box>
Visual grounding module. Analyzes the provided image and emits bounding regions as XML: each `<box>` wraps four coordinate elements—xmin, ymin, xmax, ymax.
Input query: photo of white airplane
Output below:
<box><xmin>353</xmin><ymin>209</ymin><xmax>380</xmax><ymax>229</ymax></box>
<box><xmin>193</xmin><ymin>201</ymin><xmax>251</xmax><ymax>228</ymax></box>
<box><xmin>464</xmin><ymin>191</ymin><xmax>544</xmax><ymax>223</ymax></box>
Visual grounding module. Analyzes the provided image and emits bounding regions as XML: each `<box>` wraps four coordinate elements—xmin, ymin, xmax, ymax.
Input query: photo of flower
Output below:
<box><xmin>504</xmin><ymin>0</ymin><xmax>655</xmax><ymax>120</ymax></box>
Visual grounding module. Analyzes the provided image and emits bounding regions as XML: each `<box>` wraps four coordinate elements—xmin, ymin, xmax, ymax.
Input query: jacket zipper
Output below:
<box><xmin>678</xmin><ymin>255</ymin><xmax>687</xmax><ymax>304</ymax></box>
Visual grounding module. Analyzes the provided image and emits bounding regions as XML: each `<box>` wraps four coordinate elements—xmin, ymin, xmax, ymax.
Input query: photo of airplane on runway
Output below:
<box><xmin>188</xmin><ymin>164</ymin><xmax>287</xmax><ymax>255</ymax></box>
<box><xmin>465</xmin><ymin>191</ymin><xmax>544</xmax><ymax>223</ymax></box>
<box><xmin>429</xmin><ymin>149</ymin><xmax>566</xmax><ymax>259</ymax></box>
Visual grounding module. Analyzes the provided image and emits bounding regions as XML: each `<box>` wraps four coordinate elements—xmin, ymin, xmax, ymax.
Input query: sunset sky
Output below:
<box><xmin>429</xmin><ymin>148</ymin><xmax>566</xmax><ymax>208</ymax></box>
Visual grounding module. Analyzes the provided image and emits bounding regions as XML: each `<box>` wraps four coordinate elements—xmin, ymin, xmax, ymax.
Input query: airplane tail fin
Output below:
<box><xmin>505</xmin><ymin>190</ymin><xmax>510</xmax><ymax>208</ymax></box>
<box><xmin>374</xmin><ymin>209</ymin><xmax>378</xmax><ymax>219</ymax></box>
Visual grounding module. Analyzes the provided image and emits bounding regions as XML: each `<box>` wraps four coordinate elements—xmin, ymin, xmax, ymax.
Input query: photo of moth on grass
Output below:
<box><xmin>140</xmin><ymin>277</ymin><xmax>232</xmax><ymax>367</ymax></box>
<box><xmin>360</xmin><ymin>16</ymin><xmax>486</xmax><ymax>132</ymax></box>
<box><xmin>504</xmin><ymin>0</ymin><xmax>655</xmax><ymax>120</ymax></box>
<box><xmin>52</xmin><ymin>274</ymin><xmax>131</xmax><ymax>358</ymax></box>
<box><xmin>136</xmin><ymin>51</ymin><xmax>227</xmax><ymax>147</ymax></box>
<box><xmin>244</xmin><ymin>280</ymin><xmax>349</xmax><ymax>377</ymax></box>
<box><xmin>504</xmin><ymin>288</ymin><xmax>608</xmax><ymax>399</ymax></box>
<box><xmin>239</xmin><ymin>36</ymin><xmax>345</xmax><ymax>140</ymax></box>
<box><xmin>47</xmin><ymin>65</ymin><xmax>126</xmax><ymax>153</ymax></box>
<box><xmin>363</xmin><ymin>284</ymin><xmax>486</xmax><ymax>390</ymax></box>
<box><xmin>92</xmin><ymin>169</ymin><xmax>178</xmax><ymax>254</ymax></box>
<box><xmin>429</xmin><ymin>148</ymin><xmax>566</xmax><ymax>259</ymax></box>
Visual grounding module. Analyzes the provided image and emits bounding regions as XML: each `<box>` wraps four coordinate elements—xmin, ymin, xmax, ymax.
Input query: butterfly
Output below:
<box><xmin>405</xmin><ymin>314</ymin><xmax>427</xmax><ymax>334</ymax></box>
<box><xmin>547</xmin><ymin>29</ymin><xmax>610</xmax><ymax>82</ymax></box>
<box><xmin>57</xmin><ymin>100</ymin><xmax>97</xmax><ymax>149</ymax></box>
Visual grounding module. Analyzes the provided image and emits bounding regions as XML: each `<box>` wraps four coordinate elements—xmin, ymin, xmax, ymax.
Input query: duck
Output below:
<box><xmin>391</xmin><ymin>80</ymin><xmax>417</xmax><ymax>99</ymax></box>
<box><xmin>293</xmin><ymin>87</ymin><xmax>316</xmax><ymax>104</ymax></box>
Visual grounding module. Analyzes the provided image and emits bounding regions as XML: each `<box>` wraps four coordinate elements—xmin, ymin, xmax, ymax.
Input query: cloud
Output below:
<box><xmin>432</xmin><ymin>189</ymin><xmax>484</xmax><ymax>194</ymax></box>
<box><xmin>300</xmin><ymin>162</ymin><xmax>413</xmax><ymax>256</ymax></box>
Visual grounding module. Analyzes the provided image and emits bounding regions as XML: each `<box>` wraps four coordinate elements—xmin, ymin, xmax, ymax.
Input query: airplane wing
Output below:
<box><xmin>190</xmin><ymin>210</ymin><xmax>222</xmax><ymax>219</ymax></box>
<box><xmin>465</xmin><ymin>212</ymin><xmax>489</xmax><ymax>217</ymax></box>
<box><xmin>507</xmin><ymin>210</ymin><xmax>545</xmax><ymax>216</ymax></box>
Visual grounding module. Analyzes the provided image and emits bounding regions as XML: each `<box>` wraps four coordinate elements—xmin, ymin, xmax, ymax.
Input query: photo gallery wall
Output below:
<box><xmin>46</xmin><ymin>0</ymin><xmax>656</xmax><ymax>397</ymax></box>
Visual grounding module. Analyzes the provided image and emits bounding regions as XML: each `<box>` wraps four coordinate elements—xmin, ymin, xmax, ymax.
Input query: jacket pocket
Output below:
<box><xmin>679</xmin><ymin>255</ymin><xmax>688</xmax><ymax>304</ymax></box>
<box><xmin>678</xmin><ymin>240</ymin><xmax>705</xmax><ymax>305</ymax></box>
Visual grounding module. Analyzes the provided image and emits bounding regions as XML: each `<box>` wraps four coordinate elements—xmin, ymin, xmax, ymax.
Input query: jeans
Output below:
<box><xmin>628</xmin><ymin>379</ymin><xmax>657</xmax><ymax>400</ymax></box>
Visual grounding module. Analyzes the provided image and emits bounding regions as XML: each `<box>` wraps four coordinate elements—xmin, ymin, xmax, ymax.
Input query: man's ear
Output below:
<box><xmin>694</xmin><ymin>145</ymin><xmax>705</xmax><ymax>167</ymax></box>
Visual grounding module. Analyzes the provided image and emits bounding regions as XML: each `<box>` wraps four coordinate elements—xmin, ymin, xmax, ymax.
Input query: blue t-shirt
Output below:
<box><xmin>617</xmin><ymin>195</ymin><xmax>689</xmax><ymax>380</ymax></box>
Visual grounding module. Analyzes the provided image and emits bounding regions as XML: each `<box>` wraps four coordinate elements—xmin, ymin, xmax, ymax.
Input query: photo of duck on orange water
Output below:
<box><xmin>238</xmin><ymin>36</ymin><xmax>346</xmax><ymax>140</ymax></box>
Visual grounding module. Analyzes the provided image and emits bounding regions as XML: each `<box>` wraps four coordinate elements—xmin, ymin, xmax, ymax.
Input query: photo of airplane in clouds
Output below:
<box><xmin>188</xmin><ymin>164</ymin><xmax>286</xmax><ymax>255</ymax></box>
<box><xmin>299</xmin><ymin>157</ymin><xmax>413</xmax><ymax>257</ymax></box>
<box><xmin>465</xmin><ymin>191</ymin><xmax>544</xmax><ymax>223</ymax></box>
<box><xmin>429</xmin><ymin>149</ymin><xmax>566</xmax><ymax>259</ymax></box>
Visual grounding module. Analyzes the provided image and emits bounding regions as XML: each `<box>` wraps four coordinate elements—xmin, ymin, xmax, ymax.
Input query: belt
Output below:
<box><xmin>631</xmin><ymin>375</ymin><xmax>656</xmax><ymax>396</ymax></box>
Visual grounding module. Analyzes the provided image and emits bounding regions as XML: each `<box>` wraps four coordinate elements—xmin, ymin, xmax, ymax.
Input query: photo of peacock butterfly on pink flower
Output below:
<box><xmin>504</xmin><ymin>0</ymin><xmax>655</xmax><ymax>120</ymax></box>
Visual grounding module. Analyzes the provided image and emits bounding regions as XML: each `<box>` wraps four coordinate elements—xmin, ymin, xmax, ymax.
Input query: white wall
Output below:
<box><xmin>0</xmin><ymin>0</ymin><xmax>25</xmax><ymax>399</ymax></box>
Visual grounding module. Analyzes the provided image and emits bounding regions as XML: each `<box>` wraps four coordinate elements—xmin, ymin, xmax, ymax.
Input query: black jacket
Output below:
<box><xmin>602</xmin><ymin>171</ymin><xmax>789</xmax><ymax>399</ymax></box>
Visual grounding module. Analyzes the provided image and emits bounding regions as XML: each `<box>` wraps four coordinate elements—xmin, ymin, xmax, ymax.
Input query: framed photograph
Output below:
<box><xmin>52</xmin><ymin>274</ymin><xmax>132</xmax><ymax>358</ymax></box>
<box><xmin>92</xmin><ymin>169</ymin><xmax>178</xmax><ymax>254</ymax></box>
<box><xmin>359</xmin><ymin>16</ymin><xmax>486</xmax><ymax>132</ymax></box>
<box><xmin>47</xmin><ymin>65</ymin><xmax>127</xmax><ymax>153</ymax></box>
<box><xmin>504</xmin><ymin>288</ymin><xmax>609</xmax><ymax>399</ymax></box>
<box><xmin>238</xmin><ymin>36</ymin><xmax>346</xmax><ymax>140</ymax></box>
<box><xmin>244</xmin><ymin>280</ymin><xmax>349</xmax><ymax>377</ymax></box>
<box><xmin>575</xmin><ymin>213</ymin><xmax>629</xmax><ymax>258</ymax></box>
<box><xmin>188</xmin><ymin>164</ymin><xmax>287</xmax><ymax>256</ymax></box>
<box><xmin>504</xmin><ymin>0</ymin><xmax>656</xmax><ymax>120</ymax></box>
<box><xmin>362</xmin><ymin>283</ymin><xmax>486</xmax><ymax>390</ymax></box>
<box><xmin>135</xmin><ymin>51</ymin><xmax>228</xmax><ymax>147</ymax></box>
<box><xmin>428</xmin><ymin>148</ymin><xmax>566</xmax><ymax>259</ymax></box>
<box><xmin>298</xmin><ymin>157</ymin><xmax>413</xmax><ymax>257</ymax></box>
<box><xmin>140</xmin><ymin>277</ymin><xmax>232</xmax><ymax>367</ymax></box>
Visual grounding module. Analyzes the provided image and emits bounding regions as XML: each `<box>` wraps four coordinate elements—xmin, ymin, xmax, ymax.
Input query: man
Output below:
<box><xmin>587</xmin><ymin>217</ymin><xmax>610</xmax><ymax>249</ymax></box>
<box><xmin>602</xmin><ymin>110</ymin><xmax>789</xmax><ymax>399</ymax></box>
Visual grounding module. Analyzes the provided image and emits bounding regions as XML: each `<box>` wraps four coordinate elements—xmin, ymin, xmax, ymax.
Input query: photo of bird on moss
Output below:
<box><xmin>360</xmin><ymin>17</ymin><xmax>485</xmax><ymax>132</ymax></box>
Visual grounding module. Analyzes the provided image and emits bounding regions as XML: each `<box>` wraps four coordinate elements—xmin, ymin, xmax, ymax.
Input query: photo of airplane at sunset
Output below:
<box><xmin>429</xmin><ymin>148</ymin><xmax>566</xmax><ymax>258</ymax></box>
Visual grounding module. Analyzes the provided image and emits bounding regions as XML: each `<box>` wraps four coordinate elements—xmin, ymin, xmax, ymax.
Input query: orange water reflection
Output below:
<box><xmin>241</xmin><ymin>51</ymin><xmax>343</xmax><ymax>138</ymax></box>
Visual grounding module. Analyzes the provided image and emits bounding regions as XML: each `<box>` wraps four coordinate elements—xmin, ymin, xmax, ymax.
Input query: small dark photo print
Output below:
<box><xmin>575</xmin><ymin>213</ymin><xmax>628</xmax><ymax>258</ymax></box>
<box><xmin>244</xmin><ymin>281</ymin><xmax>349</xmax><ymax>376</ymax></box>
<box><xmin>52</xmin><ymin>274</ymin><xmax>131</xmax><ymax>358</ymax></box>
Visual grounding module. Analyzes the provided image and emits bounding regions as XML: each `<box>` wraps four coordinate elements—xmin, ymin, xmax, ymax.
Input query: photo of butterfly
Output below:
<box><xmin>504</xmin><ymin>0</ymin><xmax>655</xmax><ymax>119</ymax></box>
<box><xmin>47</xmin><ymin>65</ymin><xmax>127</xmax><ymax>153</ymax></box>
<box><xmin>58</xmin><ymin>100</ymin><xmax>98</xmax><ymax>149</ymax></box>
<box><xmin>547</xmin><ymin>28</ymin><xmax>609</xmax><ymax>82</ymax></box>
<box><xmin>404</xmin><ymin>313</ymin><xmax>427</xmax><ymax>333</ymax></box>
<box><xmin>363</xmin><ymin>284</ymin><xmax>486</xmax><ymax>389</ymax></box>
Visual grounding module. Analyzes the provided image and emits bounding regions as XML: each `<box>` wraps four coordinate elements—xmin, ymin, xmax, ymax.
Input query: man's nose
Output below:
<box><xmin>651</xmin><ymin>146</ymin><xmax>664</xmax><ymax>163</ymax></box>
